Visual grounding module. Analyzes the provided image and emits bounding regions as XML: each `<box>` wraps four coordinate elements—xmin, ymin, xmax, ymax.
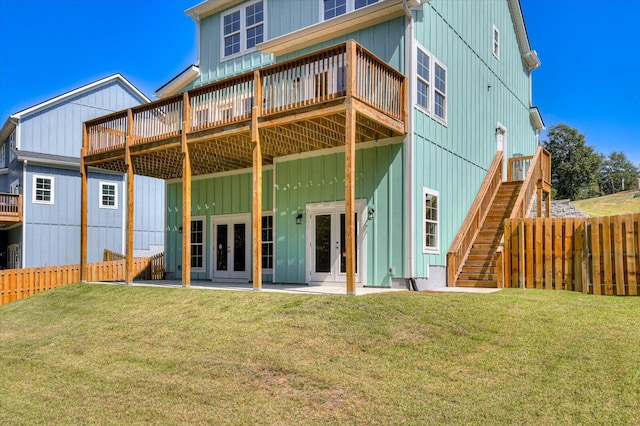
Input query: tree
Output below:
<box><xmin>543</xmin><ymin>124</ymin><xmax>601</xmax><ymax>200</ymax></box>
<box><xmin>598</xmin><ymin>151</ymin><xmax>639</xmax><ymax>195</ymax></box>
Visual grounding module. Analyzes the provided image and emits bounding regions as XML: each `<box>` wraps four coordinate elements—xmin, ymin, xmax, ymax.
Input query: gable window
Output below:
<box><xmin>415</xmin><ymin>44</ymin><xmax>448</xmax><ymax>125</ymax></box>
<box><xmin>99</xmin><ymin>182</ymin><xmax>118</xmax><ymax>209</ymax></box>
<box><xmin>33</xmin><ymin>175</ymin><xmax>54</xmax><ymax>205</ymax></box>
<box><xmin>191</xmin><ymin>217</ymin><xmax>205</xmax><ymax>272</ymax></box>
<box><xmin>221</xmin><ymin>0</ymin><xmax>264</xmax><ymax>59</ymax></box>
<box><xmin>423</xmin><ymin>188</ymin><xmax>439</xmax><ymax>253</ymax></box>
<box><xmin>323</xmin><ymin>0</ymin><xmax>378</xmax><ymax>20</ymax></box>
<box><xmin>262</xmin><ymin>215</ymin><xmax>273</xmax><ymax>270</ymax></box>
<box><xmin>493</xmin><ymin>25</ymin><xmax>500</xmax><ymax>59</ymax></box>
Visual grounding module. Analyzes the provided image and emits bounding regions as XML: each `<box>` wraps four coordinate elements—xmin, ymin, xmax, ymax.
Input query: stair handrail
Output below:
<box><xmin>508</xmin><ymin>146</ymin><xmax>551</xmax><ymax>220</ymax></box>
<box><xmin>447</xmin><ymin>151</ymin><xmax>504</xmax><ymax>286</ymax></box>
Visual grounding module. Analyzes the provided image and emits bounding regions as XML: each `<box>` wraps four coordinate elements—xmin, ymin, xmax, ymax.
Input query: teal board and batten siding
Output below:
<box><xmin>165</xmin><ymin>169</ymin><xmax>273</xmax><ymax>280</ymax></box>
<box><xmin>411</xmin><ymin>1</ymin><xmax>538</xmax><ymax>273</ymax></box>
<box><xmin>275</xmin><ymin>143</ymin><xmax>404</xmax><ymax>286</ymax></box>
<box><xmin>23</xmin><ymin>165</ymin><xmax>125</xmax><ymax>267</ymax></box>
<box><xmin>277</xmin><ymin>17</ymin><xmax>405</xmax><ymax>75</ymax></box>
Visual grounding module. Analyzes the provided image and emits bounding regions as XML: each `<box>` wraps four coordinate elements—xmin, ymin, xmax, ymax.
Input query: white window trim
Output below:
<box><xmin>261</xmin><ymin>213</ymin><xmax>274</xmax><ymax>273</ymax></box>
<box><xmin>220</xmin><ymin>0</ymin><xmax>266</xmax><ymax>61</ymax></box>
<box><xmin>0</xmin><ymin>143</ymin><xmax>5</xmax><ymax>168</ymax></box>
<box><xmin>320</xmin><ymin>0</ymin><xmax>378</xmax><ymax>21</ymax></box>
<box><xmin>191</xmin><ymin>216</ymin><xmax>206</xmax><ymax>273</ymax></box>
<box><xmin>99</xmin><ymin>182</ymin><xmax>118</xmax><ymax>209</ymax></box>
<box><xmin>414</xmin><ymin>43</ymin><xmax>448</xmax><ymax>126</ymax></box>
<box><xmin>492</xmin><ymin>25</ymin><xmax>500</xmax><ymax>59</ymax></box>
<box><xmin>32</xmin><ymin>174</ymin><xmax>54</xmax><ymax>205</ymax></box>
<box><xmin>422</xmin><ymin>187</ymin><xmax>440</xmax><ymax>254</ymax></box>
<box><xmin>432</xmin><ymin>58</ymin><xmax>448</xmax><ymax>125</ymax></box>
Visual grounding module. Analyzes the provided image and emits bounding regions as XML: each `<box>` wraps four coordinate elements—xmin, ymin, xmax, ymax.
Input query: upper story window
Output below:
<box><xmin>493</xmin><ymin>25</ymin><xmax>500</xmax><ymax>59</ymax></box>
<box><xmin>8</xmin><ymin>130</ymin><xmax>16</xmax><ymax>164</ymax></box>
<box><xmin>221</xmin><ymin>0</ymin><xmax>264</xmax><ymax>60</ymax></box>
<box><xmin>0</xmin><ymin>143</ymin><xmax>5</xmax><ymax>168</ymax></box>
<box><xmin>99</xmin><ymin>182</ymin><xmax>118</xmax><ymax>209</ymax></box>
<box><xmin>323</xmin><ymin>0</ymin><xmax>378</xmax><ymax>21</ymax></box>
<box><xmin>33</xmin><ymin>175</ymin><xmax>54</xmax><ymax>205</ymax></box>
<box><xmin>415</xmin><ymin>44</ymin><xmax>448</xmax><ymax>125</ymax></box>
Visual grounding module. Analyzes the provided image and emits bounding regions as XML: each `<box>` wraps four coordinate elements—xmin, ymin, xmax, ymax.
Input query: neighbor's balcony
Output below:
<box><xmin>0</xmin><ymin>193</ymin><xmax>22</xmax><ymax>225</ymax></box>
<box><xmin>82</xmin><ymin>41</ymin><xmax>407</xmax><ymax>180</ymax></box>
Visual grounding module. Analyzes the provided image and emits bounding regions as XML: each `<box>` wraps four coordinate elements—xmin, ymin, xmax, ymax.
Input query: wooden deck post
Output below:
<box><xmin>345</xmin><ymin>40</ymin><xmax>357</xmax><ymax>295</ymax></box>
<box><xmin>181</xmin><ymin>91</ymin><xmax>192</xmax><ymax>287</ymax></box>
<box><xmin>125</xmin><ymin>109</ymin><xmax>135</xmax><ymax>285</ymax></box>
<box><xmin>252</xmin><ymin>70</ymin><xmax>263</xmax><ymax>290</ymax></box>
<box><xmin>80</xmin><ymin>123</ymin><xmax>88</xmax><ymax>282</ymax></box>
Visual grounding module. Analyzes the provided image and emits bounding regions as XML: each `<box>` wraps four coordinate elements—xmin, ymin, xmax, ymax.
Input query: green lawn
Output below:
<box><xmin>572</xmin><ymin>190</ymin><xmax>640</xmax><ymax>216</ymax></box>
<box><xmin>1</xmin><ymin>284</ymin><xmax>639</xmax><ymax>425</ymax></box>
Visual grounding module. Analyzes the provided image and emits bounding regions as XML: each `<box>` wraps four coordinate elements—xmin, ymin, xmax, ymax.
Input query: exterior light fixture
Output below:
<box><xmin>368</xmin><ymin>207</ymin><xmax>375</xmax><ymax>220</ymax></box>
<box><xmin>178</xmin><ymin>226</ymin><xmax>183</xmax><ymax>234</ymax></box>
<box><xmin>295</xmin><ymin>212</ymin><xmax>303</xmax><ymax>225</ymax></box>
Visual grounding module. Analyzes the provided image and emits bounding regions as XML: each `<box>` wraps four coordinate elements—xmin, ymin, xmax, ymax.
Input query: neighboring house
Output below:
<box><xmin>80</xmin><ymin>0</ymin><xmax>544</xmax><ymax>289</ymax></box>
<box><xmin>0</xmin><ymin>74</ymin><xmax>165</xmax><ymax>269</ymax></box>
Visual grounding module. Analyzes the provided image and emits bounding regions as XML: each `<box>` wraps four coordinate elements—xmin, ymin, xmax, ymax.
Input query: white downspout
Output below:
<box><xmin>22</xmin><ymin>159</ymin><xmax>27</xmax><ymax>268</ymax></box>
<box><xmin>402</xmin><ymin>0</ymin><xmax>415</xmax><ymax>280</ymax></box>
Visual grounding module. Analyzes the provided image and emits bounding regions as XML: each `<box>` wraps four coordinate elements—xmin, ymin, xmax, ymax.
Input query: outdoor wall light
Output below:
<box><xmin>178</xmin><ymin>226</ymin><xmax>183</xmax><ymax>234</ymax></box>
<box><xmin>368</xmin><ymin>207</ymin><xmax>375</xmax><ymax>221</ymax></box>
<box><xmin>295</xmin><ymin>212</ymin><xmax>303</xmax><ymax>225</ymax></box>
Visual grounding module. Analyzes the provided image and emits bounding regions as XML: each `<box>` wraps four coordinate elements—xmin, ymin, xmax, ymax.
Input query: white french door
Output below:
<box><xmin>210</xmin><ymin>214</ymin><xmax>251</xmax><ymax>281</ymax></box>
<box><xmin>306</xmin><ymin>201</ymin><xmax>366</xmax><ymax>285</ymax></box>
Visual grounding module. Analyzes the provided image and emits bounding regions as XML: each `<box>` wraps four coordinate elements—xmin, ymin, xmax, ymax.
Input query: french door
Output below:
<box><xmin>307</xmin><ymin>201</ymin><xmax>365</xmax><ymax>284</ymax></box>
<box><xmin>211</xmin><ymin>214</ymin><xmax>251</xmax><ymax>281</ymax></box>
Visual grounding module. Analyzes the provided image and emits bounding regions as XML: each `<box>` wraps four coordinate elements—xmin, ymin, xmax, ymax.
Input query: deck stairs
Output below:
<box><xmin>455</xmin><ymin>181</ymin><xmax>522</xmax><ymax>288</ymax></box>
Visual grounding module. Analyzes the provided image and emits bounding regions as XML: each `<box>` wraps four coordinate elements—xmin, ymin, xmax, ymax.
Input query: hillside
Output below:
<box><xmin>572</xmin><ymin>189</ymin><xmax>640</xmax><ymax>217</ymax></box>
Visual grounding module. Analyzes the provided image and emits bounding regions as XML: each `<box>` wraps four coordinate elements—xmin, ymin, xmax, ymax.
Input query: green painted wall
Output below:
<box><xmin>274</xmin><ymin>143</ymin><xmax>404</xmax><ymax>286</ymax></box>
<box><xmin>165</xmin><ymin>169</ymin><xmax>273</xmax><ymax>280</ymax></box>
<box><xmin>411</xmin><ymin>0</ymin><xmax>538</xmax><ymax>274</ymax></box>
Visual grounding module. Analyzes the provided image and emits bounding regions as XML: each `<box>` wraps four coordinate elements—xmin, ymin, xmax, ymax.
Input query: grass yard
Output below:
<box><xmin>1</xmin><ymin>284</ymin><xmax>639</xmax><ymax>425</ymax></box>
<box><xmin>572</xmin><ymin>189</ymin><xmax>640</xmax><ymax>216</ymax></box>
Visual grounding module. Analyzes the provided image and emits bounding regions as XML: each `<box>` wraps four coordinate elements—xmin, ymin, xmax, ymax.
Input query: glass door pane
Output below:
<box><xmin>315</xmin><ymin>214</ymin><xmax>332</xmax><ymax>273</ymax></box>
<box><xmin>216</xmin><ymin>224</ymin><xmax>228</xmax><ymax>271</ymax></box>
<box><xmin>340</xmin><ymin>213</ymin><xmax>357</xmax><ymax>274</ymax></box>
<box><xmin>233</xmin><ymin>223</ymin><xmax>246</xmax><ymax>272</ymax></box>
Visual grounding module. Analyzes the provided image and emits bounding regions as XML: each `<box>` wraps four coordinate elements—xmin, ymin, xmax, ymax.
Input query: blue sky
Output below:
<box><xmin>1</xmin><ymin>0</ymin><xmax>638</xmax><ymax>166</ymax></box>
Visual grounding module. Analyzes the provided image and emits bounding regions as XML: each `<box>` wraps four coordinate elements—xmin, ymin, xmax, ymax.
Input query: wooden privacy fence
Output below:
<box><xmin>0</xmin><ymin>253</ymin><xmax>165</xmax><ymax>306</ymax></box>
<box><xmin>504</xmin><ymin>214</ymin><xmax>640</xmax><ymax>295</ymax></box>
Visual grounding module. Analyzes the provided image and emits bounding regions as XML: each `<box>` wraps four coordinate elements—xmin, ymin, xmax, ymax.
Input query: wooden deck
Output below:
<box><xmin>0</xmin><ymin>194</ymin><xmax>22</xmax><ymax>226</ymax></box>
<box><xmin>80</xmin><ymin>40</ymin><xmax>407</xmax><ymax>293</ymax></box>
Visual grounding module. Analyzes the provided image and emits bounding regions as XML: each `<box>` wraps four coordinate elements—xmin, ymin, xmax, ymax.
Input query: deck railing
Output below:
<box><xmin>85</xmin><ymin>41</ymin><xmax>406</xmax><ymax>155</ymax></box>
<box><xmin>0</xmin><ymin>193</ymin><xmax>22</xmax><ymax>222</ymax></box>
<box><xmin>447</xmin><ymin>151</ymin><xmax>504</xmax><ymax>286</ymax></box>
<box><xmin>508</xmin><ymin>146</ymin><xmax>551</xmax><ymax>219</ymax></box>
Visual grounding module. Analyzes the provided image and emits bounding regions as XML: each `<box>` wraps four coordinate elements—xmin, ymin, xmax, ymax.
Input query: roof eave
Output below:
<box><xmin>154</xmin><ymin>65</ymin><xmax>201</xmax><ymax>99</ymax></box>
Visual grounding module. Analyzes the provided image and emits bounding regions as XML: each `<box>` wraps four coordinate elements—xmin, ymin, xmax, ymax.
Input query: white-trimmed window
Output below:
<box><xmin>423</xmin><ymin>188</ymin><xmax>439</xmax><ymax>253</ymax></box>
<box><xmin>221</xmin><ymin>0</ymin><xmax>264</xmax><ymax>60</ymax></box>
<box><xmin>322</xmin><ymin>0</ymin><xmax>378</xmax><ymax>20</ymax></box>
<box><xmin>191</xmin><ymin>217</ymin><xmax>205</xmax><ymax>273</ymax></box>
<box><xmin>415</xmin><ymin>44</ymin><xmax>447</xmax><ymax>125</ymax></box>
<box><xmin>262</xmin><ymin>214</ymin><xmax>273</xmax><ymax>271</ymax></box>
<box><xmin>0</xmin><ymin>143</ymin><xmax>5</xmax><ymax>168</ymax></box>
<box><xmin>492</xmin><ymin>25</ymin><xmax>500</xmax><ymax>59</ymax></box>
<box><xmin>33</xmin><ymin>175</ymin><xmax>54</xmax><ymax>205</ymax></box>
<box><xmin>99</xmin><ymin>182</ymin><xmax>118</xmax><ymax>209</ymax></box>
<box><xmin>9</xmin><ymin>130</ymin><xmax>16</xmax><ymax>163</ymax></box>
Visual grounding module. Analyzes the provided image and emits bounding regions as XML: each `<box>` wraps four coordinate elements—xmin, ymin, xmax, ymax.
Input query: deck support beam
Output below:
<box><xmin>181</xmin><ymin>92</ymin><xmax>192</xmax><ymax>287</ymax></box>
<box><xmin>80</xmin><ymin>123</ymin><xmax>88</xmax><ymax>282</ymax></box>
<box><xmin>345</xmin><ymin>40</ymin><xmax>357</xmax><ymax>295</ymax></box>
<box><xmin>125</xmin><ymin>109</ymin><xmax>135</xmax><ymax>285</ymax></box>
<box><xmin>252</xmin><ymin>70</ymin><xmax>263</xmax><ymax>290</ymax></box>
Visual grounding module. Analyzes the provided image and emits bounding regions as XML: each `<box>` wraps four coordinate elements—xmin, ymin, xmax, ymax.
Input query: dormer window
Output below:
<box><xmin>323</xmin><ymin>0</ymin><xmax>378</xmax><ymax>21</ymax></box>
<box><xmin>221</xmin><ymin>0</ymin><xmax>264</xmax><ymax>60</ymax></box>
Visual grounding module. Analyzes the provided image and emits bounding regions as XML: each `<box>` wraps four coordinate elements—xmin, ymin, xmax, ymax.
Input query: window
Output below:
<box><xmin>191</xmin><ymin>217</ymin><xmax>205</xmax><ymax>272</ymax></box>
<box><xmin>415</xmin><ymin>44</ymin><xmax>447</xmax><ymax>125</ymax></box>
<box><xmin>99</xmin><ymin>182</ymin><xmax>117</xmax><ymax>209</ymax></box>
<box><xmin>0</xmin><ymin>143</ymin><xmax>5</xmax><ymax>168</ymax></box>
<box><xmin>261</xmin><ymin>215</ymin><xmax>273</xmax><ymax>270</ymax></box>
<box><xmin>423</xmin><ymin>188</ymin><xmax>439</xmax><ymax>253</ymax></box>
<box><xmin>323</xmin><ymin>0</ymin><xmax>377</xmax><ymax>20</ymax></box>
<box><xmin>9</xmin><ymin>130</ymin><xmax>16</xmax><ymax>163</ymax></box>
<box><xmin>33</xmin><ymin>175</ymin><xmax>54</xmax><ymax>204</ymax></box>
<box><xmin>221</xmin><ymin>0</ymin><xmax>264</xmax><ymax>59</ymax></box>
<box><xmin>493</xmin><ymin>25</ymin><xmax>500</xmax><ymax>59</ymax></box>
